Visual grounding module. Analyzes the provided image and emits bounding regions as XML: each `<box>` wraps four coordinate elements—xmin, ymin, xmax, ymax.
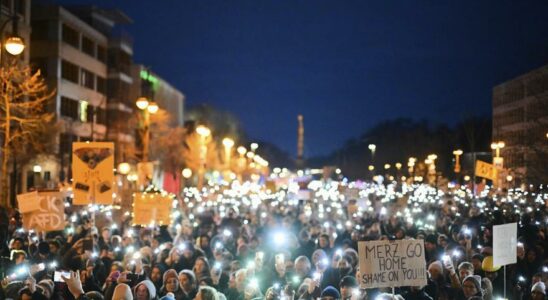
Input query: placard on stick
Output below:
<box><xmin>19</xmin><ymin>191</ymin><xmax>66</xmax><ymax>232</ymax></box>
<box><xmin>72</xmin><ymin>142</ymin><xmax>114</xmax><ymax>205</ymax></box>
<box><xmin>133</xmin><ymin>193</ymin><xmax>172</xmax><ymax>226</ymax></box>
<box><xmin>358</xmin><ymin>239</ymin><xmax>427</xmax><ymax>289</ymax></box>
<box><xmin>493</xmin><ymin>223</ymin><xmax>517</xmax><ymax>266</ymax></box>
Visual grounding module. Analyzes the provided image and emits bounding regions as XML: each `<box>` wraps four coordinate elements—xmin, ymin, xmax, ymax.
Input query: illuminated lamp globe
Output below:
<box><xmin>196</xmin><ymin>125</ymin><xmax>211</xmax><ymax>137</ymax></box>
<box><xmin>182</xmin><ymin>168</ymin><xmax>193</xmax><ymax>179</ymax></box>
<box><xmin>223</xmin><ymin>138</ymin><xmax>234</xmax><ymax>148</ymax></box>
<box><xmin>147</xmin><ymin>102</ymin><xmax>159</xmax><ymax>114</ymax></box>
<box><xmin>136</xmin><ymin>97</ymin><xmax>149</xmax><ymax>110</ymax></box>
<box><xmin>118</xmin><ymin>162</ymin><xmax>131</xmax><ymax>175</ymax></box>
<box><xmin>237</xmin><ymin>146</ymin><xmax>247</xmax><ymax>155</ymax></box>
<box><xmin>5</xmin><ymin>36</ymin><xmax>25</xmax><ymax>55</ymax></box>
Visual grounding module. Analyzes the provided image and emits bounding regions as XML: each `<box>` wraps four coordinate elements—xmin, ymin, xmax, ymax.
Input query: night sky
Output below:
<box><xmin>58</xmin><ymin>0</ymin><xmax>548</xmax><ymax>157</ymax></box>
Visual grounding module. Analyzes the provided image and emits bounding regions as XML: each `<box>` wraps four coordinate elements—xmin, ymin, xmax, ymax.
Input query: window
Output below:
<box><xmin>81</xmin><ymin>35</ymin><xmax>95</xmax><ymax>57</ymax></box>
<box><xmin>96</xmin><ymin>76</ymin><xmax>106</xmax><ymax>94</ymax></box>
<box><xmin>31</xmin><ymin>58</ymin><xmax>48</xmax><ymax>78</ymax></box>
<box><xmin>61</xmin><ymin>60</ymin><xmax>79</xmax><ymax>83</ymax></box>
<box><xmin>80</xmin><ymin>68</ymin><xmax>94</xmax><ymax>89</ymax></box>
<box><xmin>97</xmin><ymin>45</ymin><xmax>107</xmax><ymax>63</ymax></box>
<box><xmin>80</xmin><ymin>101</ymin><xmax>89</xmax><ymax>122</ymax></box>
<box><xmin>59</xmin><ymin>133</ymin><xmax>75</xmax><ymax>156</ymax></box>
<box><xmin>60</xmin><ymin>97</ymin><xmax>79</xmax><ymax>119</ymax></box>
<box><xmin>62</xmin><ymin>23</ymin><xmax>79</xmax><ymax>48</ymax></box>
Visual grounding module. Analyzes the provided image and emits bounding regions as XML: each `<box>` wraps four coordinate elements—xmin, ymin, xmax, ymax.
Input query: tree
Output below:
<box><xmin>0</xmin><ymin>65</ymin><xmax>55</xmax><ymax>207</ymax></box>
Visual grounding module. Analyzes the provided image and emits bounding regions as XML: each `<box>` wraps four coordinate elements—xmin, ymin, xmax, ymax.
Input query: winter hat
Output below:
<box><xmin>320</xmin><ymin>286</ymin><xmax>341</xmax><ymax>299</ymax></box>
<box><xmin>463</xmin><ymin>275</ymin><xmax>482</xmax><ymax>291</ymax></box>
<box><xmin>112</xmin><ymin>283</ymin><xmax>133</xmax><ymax>300</ymax></box>
<box><xmin>134</xmin><ymin>280</ymin><xmax>157</xmax><ymax>300</ymax></box>
<box><xmin>531</xmin><ymin>282</ymin><xmax>546</xmax><ymax>295</ymax></box>
<box><xmin>162</xmin><ymin>269</ymin><xmax>178</xmax><ymax>284</ymax></box>
<box><xmin>38</xmin><ymin>279</ymin><xmax>54</xmax><ymax>296</ymax></box>
<box><xmin>339</xmin><ymin>276</ymin><xmax>358</xmax><ymax>288</ymax></box>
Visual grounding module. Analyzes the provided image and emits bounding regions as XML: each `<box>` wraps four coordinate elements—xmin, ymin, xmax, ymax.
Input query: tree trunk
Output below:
<box><xmin>1</xmin><ymin>93</ymin><xmax>10</xmax><ymax>208</ymax></box>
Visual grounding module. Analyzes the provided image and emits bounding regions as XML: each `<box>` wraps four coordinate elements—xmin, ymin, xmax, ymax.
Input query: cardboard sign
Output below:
<box><xmin>358</xmin><ymin>240</ymin><xmax>427</xmax><ymax>289</ymax></box>
<box><xmin>72</xmin><ymin>142</ymin><xmax>114</xmax><ymax>205</ymax></box>
<box><xmin>475</xmin><ymin>160</ymin><xmax>497</xmax><ymax>181</ymax></box>
<box><xmin>133</xmin><ymin>193</ymin><xmax>172</xmax><ymax>226</ymax></box>
<box><xmin>17</xmin><ymin>191</ymin><xmax>41</xmax><ymax>213</ymax></box>
<box><xmin>21</xmin><ymin>191</ymin><xmax>65</xmax><ymax>232</ymax></box>
<box><xmin>493</xmin><ymin>223</ymin><xmax>517</xmax><ymax>266</ymax></box>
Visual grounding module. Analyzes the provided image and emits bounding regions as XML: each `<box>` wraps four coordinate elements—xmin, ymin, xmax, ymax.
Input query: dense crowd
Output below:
<box><xmin>0</xmin><ymin>179</ymin><xmax>547</xmax><ymax>300</ymax></box>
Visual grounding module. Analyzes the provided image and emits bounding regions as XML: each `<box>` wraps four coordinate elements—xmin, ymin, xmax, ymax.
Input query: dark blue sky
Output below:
<box><xmin>60</xmin><ymin>1</ymin><xmax>548</xmax><ymax>157</ymax></box>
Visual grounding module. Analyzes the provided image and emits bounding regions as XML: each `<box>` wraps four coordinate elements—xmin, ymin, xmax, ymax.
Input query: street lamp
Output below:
<box><xmin>196</xmin><ymin>125</ymin><xmax>211</xmax><ymax>189</ymax></box>
<box><xmin>490</xmin><ymin>141</ymin><xmax>505</xmax><ymax>158</ymax></box>
<box><xmin>222</xmin><ymin>137</ymin><xmax>234</xmax><ymax>169</ymax></box>
<box><xmin>135</xmin><ymin>98</ymin><xmax>158</xmax><ymax>162</ymax></box>
<box><xmin>117</xmin><ymin>162</ymin><xmax>131</xmax><ymax>175</ymax></box>
<box><xmin>1</xmin><ymin>11</ymin><xmax>25</xmax><ymax>63</ymax></box>
<box><xmin>453</xmin><ymin>149</ymin><xmax>463</xmax><ymax>173</ymax></box>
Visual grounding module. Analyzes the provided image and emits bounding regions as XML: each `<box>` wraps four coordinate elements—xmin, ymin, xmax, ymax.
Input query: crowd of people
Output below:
<box><xmin>0</xmin><ymin>179</ymin><xmax>547</xmax><ymax>300</ymax></box>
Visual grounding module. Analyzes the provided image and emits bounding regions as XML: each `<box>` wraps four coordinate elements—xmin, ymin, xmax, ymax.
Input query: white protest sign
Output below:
<box><xmin>358</xmin><ymin>239</ymin><xmax>427</xmax><ymax>289</ymax></box>
<box><xmin>493</xmin><ymin>223</ymin><xmax>517</xmax><ymax>266</ymax></box>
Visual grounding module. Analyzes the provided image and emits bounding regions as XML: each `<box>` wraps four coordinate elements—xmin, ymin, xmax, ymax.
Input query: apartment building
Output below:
<box><xmin>492</xmin><ymin>64</ymin><xmax>548</xmax><ymax>185</ymax></box>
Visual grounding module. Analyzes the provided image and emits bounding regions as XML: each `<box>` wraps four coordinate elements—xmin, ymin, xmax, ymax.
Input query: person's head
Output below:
<box><xmin>195</xmin><ymin>286</ymin><xmax>219</xmax><ymax>300</ymax></box>
<box><xmin>193</xmin><ymin>256</ymin><xmax>210</xmax><ymax>275</ymax></box>
<box><xmin>458</xmin><ymin>262</ymin><xmax>474</xmax><ymax>279</ymax></box>
<box><xmin>198</xmin><ymin>235</ymin><xmax>210</xmax><ymax>250</ymax></box>
<box><xmin>38</xmin><ymin>280</ymin><xmax>54</xmax><ymax>299</ymax></box>
<box><xmin>532</xmin><ymin>273</ymin><xmax>543</xmax><ymax>285</ymax></box>
<box><xmin>112</xmin><ymin>283</ymin><xmax>133</xmax><ymax>300</ymax></box>
<box><xmin>470</xmin><ymin>254</ymin><xmax>483</xmax><ymax>273</ymax></box>
<box><xmin>337</xmin><ymin>257</ymin><xmax>352</xmax><ymax>276</ymax></box>
<box><xmin>134</xmin><ymin>280</ymin><xmax>156</xmax><ymax>300</ymax></box>
<box><xmin>294</xmin><ymin>256</ymin><xmax>311</xmax><ymax>277</ymax></box>
<box><xmin>179</xmin><ymin>270</ymin><xmax>196</xmax><ymax>292</ymax></box>
<box><xmin>462</xmin><ymin>275</ymin><xmax>482</xmax><ymax>299</ymax></box>
<box><xmin>102</xmin><ymin>227</ymin><xmax>111</xmax><ymax>241</ymax></box>
<box><xmin>10</xmin><ymin>249</ymin><xmax>26</xmax><ymax>264</ymax></box>
<box><xmin>320</xmin><ymin>286</ymin><xmax>340</xmax><ymax>300</ymax></box>
<box><xmin>168</xmin><ymin>248</ymin><xmax>180</xmax><ymax>265</ymax></box>
<box><xmin>162</xmin><ymin>269</ymin><xmax>179</xmax><ymax>293</ymax></box>
<box><xmin>151</xmin><ymin>266</ymin><xmax>163</xmax><ymax>283</ymax></box>
<box><xmin>318</xmin><ymin>234</ymin><xmax>330</xmax><ymax>249</ymax></box>
<box><xmin>18</xmin><ymin>287</ymin><xmax>33</xmax><ymax>300</ymax></box>
<box><xmin>526</xmin><ymin>247</ymin><xmax>538</xmax><ymax>263</ymax></box>
<box><xmin>274</xmin><ymin>254</ymin><xmax>286</xmax><ymax>274</ymax></box>
<box><xmin>425</xmin><ymin>234</ymin><xmax>437</xmax><ymax>251</ymax></box>
<box><xmin>339</xmin><ymin>276</ymin><xmax>358</xmax><ymax>299</ymax></box>
<box><xmin>49</xmin><ymin>240</ymin><xmax>61</xmax><ymax>254</ymax></box>
<box><xmin>531</xmin><ymin>282</ymin><xmax>546</xmax><ymax>300</ymax></box>
<box><xmin>428</xmin><ymin>261</ymin><xmax>443</xmax><ymax>280</ymax></box>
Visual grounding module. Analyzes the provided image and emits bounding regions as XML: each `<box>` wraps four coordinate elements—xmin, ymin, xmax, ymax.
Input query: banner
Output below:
<box><xmin>133</xmin><ymin>193</ymin><xmax>172</xmax><ymax>226</ymax></box>
<box><xmin>493</xmin><ymin>223</ymin><xmax>517</xmax><ymax>266</ymax></box>
<box><xmin>475</xmin><ymin>160</ymin><xmax>497</xmax><ymax>181</ymax></box>
<box><xmin>72</xmin><ymin>142</ymin><xmax>114</xmax><ymax>205</ymax></box>
<box><xmin>358</xmin><ymin>239</ymin><xmax>427</xmax><ymax>289</ymax></box>
<box><xmin>19</xmin><ymin>191</ymin><xmax>65</xmax><ymax>232</ymax></box>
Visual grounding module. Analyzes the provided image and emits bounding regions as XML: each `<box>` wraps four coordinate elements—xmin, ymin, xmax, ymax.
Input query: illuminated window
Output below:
<box><xmin>80</xmin><ymin>100</ymin><xmax>89</xmax><ymax>123</ymax></box>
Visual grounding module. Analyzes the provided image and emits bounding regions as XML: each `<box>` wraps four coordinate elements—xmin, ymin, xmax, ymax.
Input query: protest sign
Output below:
<box><xmin>16</xmin><ymin>191</ymin><xmax>40</xmax><ymax>213</ymax></box>
<box><xmin>475</xmin><ymin>160</ymin><xmax>497</xmax><ymax>181</ymax></box>
<box><xmin>493</xmin><ymin>223</ymin><xmax>517</xmax><ymax>266</ymax></box>
<box><xmin>133</xmin><ymin>193</ymin><xmax>172</xmax><ymax>226</ymax></box>
<box><xmin>358</xmin><ymin>239</ymin><xmax>427</xmax><ymax>289</ymax></box>
<box><xmin>72</xmin><ymin>142</ymin><xmax>114</xmax><ymax>205</ymax></box>
<box><xmin>20</xmin><ymin>191</ymin><xmax>65</xmax><ymax>232</ymax></box>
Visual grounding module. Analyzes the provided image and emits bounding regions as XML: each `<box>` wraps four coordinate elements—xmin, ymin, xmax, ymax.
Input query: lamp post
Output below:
<box><xmin>1</xmin><ymin>10</ymin><xmax>25</xmax><ymax>64</ymax></box>
<box><xmin>136</xmin><ymin>97</ymin><xmax>158</xmax><ymax>162</ymax></box>
<box><xmin>222</xmin><ymin>137</ymin><xmax>234</xmax><ymax>170</ymax></box>
<box><xmin>196</xmin><ymin>125</ymin><xmax>211</xmax><ymax>190</ymax></box>
<box><xmin>453</xmin><ymin>149</ymin><xmax>463</xmax><ymax>173</ymax></box>
<box><xmin>490</xmin><ymin>141</ymin><xmax>505</xmax><ymax>169</ymax></box>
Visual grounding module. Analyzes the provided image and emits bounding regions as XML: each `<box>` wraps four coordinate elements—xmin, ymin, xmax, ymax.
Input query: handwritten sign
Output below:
<box><xmin>358</xmin><ymin>240</ymin><xmax>427</xmax><ymax>289</ymax></box>
<box><xmin>133</xmin><ymin>193</ymin><xmax>172</xmax><ymax>226</ymax></box>
<box><xmin>475</xmin><ymin>160</ymin><xmax>497</xmax><ymax>181</ymax></box>
<box><xmin>72</xmin><ymin>142</ymin><xmax>114</xmax><ymax>205</ymax></box>
<box><xmin>17</xmin><ymin>191</ymin><xmax>40</xmax><ymax>213</ymax></box>
<box><xmin>493</xmin><ymin>223</ymin><xmax>517</xmax><ymax>266</ymax></box>
<box><xmin>20</xmin><ymin>191</ymin><xmax>65</xmax><ymax>232</ymax></box>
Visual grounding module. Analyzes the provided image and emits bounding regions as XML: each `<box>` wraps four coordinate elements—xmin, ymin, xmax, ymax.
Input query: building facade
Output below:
<box><xmin>29</xmin><ymin>3</ymin><xmax>109</xmax><ymax>190</ymax></box>
<box><xmin>492</xmin><ymin>64</ymin><xmax>548</xmax><ymax>185</ymax></box>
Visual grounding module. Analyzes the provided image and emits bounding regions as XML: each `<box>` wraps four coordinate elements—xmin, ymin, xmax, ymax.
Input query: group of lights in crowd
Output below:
<box><xmin>8</xmin><ymin>168</ymin><xmax>548</xmax><ymax>289</ymax></box>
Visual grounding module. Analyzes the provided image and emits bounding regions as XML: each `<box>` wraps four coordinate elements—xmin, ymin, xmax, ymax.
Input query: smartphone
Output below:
<box><xmin>54</xmin><ymin>271</ymin><xmax>71</xmax><ymax>282</ymax></box>
<box><xmin>83</xmin><ymin>239</ymin><xmax>93</xmax><ymax>251</ymax></box>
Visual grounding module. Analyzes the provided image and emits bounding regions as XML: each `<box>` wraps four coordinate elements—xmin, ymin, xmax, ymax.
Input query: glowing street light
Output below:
<box><xmin>117</xmin><ymin>162</ymin><xmax>131</xmax><ymax>175</ymax></box>
<box><xmin>222</xmin><ymin>137</ymin><xmax>234</xmax><ymax>169</ymax></box>
<box><xmin>196</xmin><ymin>125</ymin><xmax>211</xmax><ymax>189</ymax></box>
<box><xmin>453</xmin><ymin>149</ymin><xmax>463</xmax><ymax>173</ymax></box>
<box><xmin>490</xmin><ymin>141</ymin><xmax>505</xmax><ymax>158</ymax></box>
<box><xmin>136</xmin><ymin>98</ymin><xmax>158</xmax><ymax>162</ymax></box>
